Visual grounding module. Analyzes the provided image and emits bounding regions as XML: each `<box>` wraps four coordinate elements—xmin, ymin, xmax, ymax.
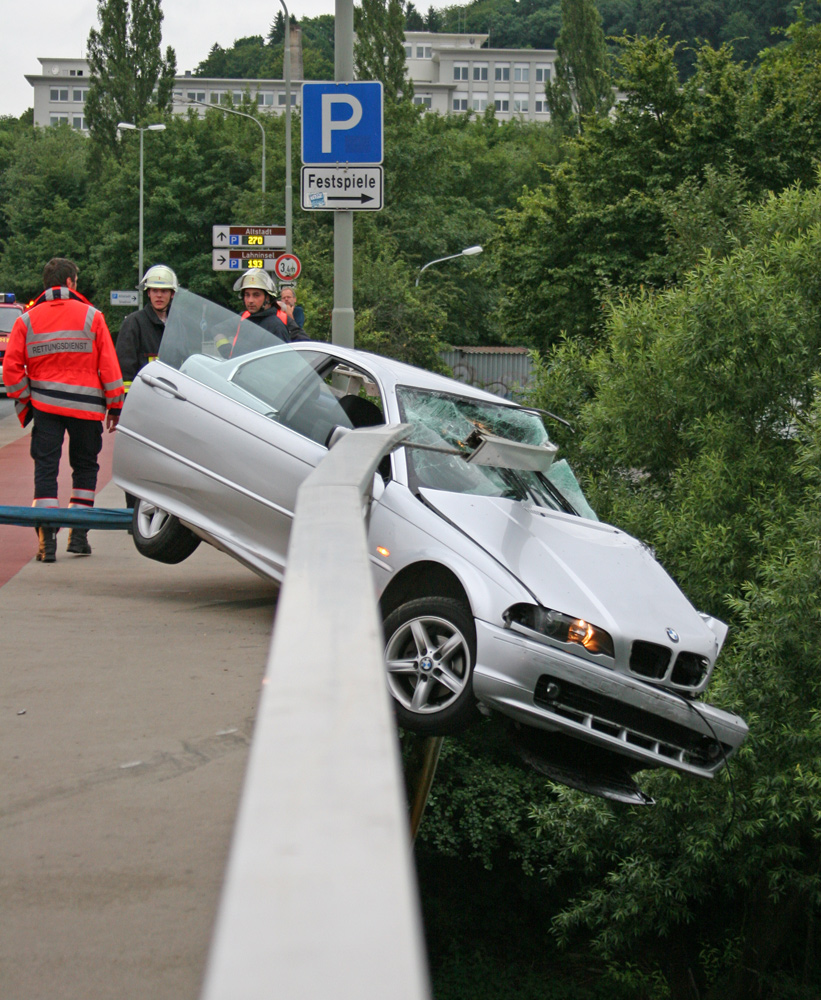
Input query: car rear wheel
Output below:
<box><xmin>131</xmin><ymin>499</ymin><xmax>201</xmax><ymax>564</ymax></box>
<box><xmin>383</xmin><ymin>597</ymin><xmax>478</xmax><ymax>735</ymax></box>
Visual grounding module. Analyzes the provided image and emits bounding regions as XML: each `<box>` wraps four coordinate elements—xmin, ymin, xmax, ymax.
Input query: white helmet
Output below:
<box><xmin>140</xmin><ymin>264</ymin><xmax>178</xmax><ymax>291</ymax></box>
<box><xmin>233</xmin><ymin>268</ymin><xmax>277</xmax><ymax>295</ymax></box>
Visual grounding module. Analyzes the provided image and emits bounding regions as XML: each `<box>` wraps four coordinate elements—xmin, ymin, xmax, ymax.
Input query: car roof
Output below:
<box><xmin>291</xmin><ymin>341</ymin><xmax>523</xmax><ymax>410</ymax></box>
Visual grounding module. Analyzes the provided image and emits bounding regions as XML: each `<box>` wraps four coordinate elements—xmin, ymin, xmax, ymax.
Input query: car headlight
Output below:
<box><xmin>503</xmin><ymin>603</ymin><xmax>615</xmax><ymax>658</ymax></box>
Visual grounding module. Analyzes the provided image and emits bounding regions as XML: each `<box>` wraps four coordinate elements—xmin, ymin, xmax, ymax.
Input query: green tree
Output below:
<box><xmin>355</xmin><ymin>0</ymin><xmax>411</xmax><ymax>101</ymax></box>
<box><xmin>545</xmin><ymin>0</ymin><xmax>613</xmax><ymax>131</ymax></box>
<box><xmin>86</xmin><ymin>0</ymin><xmax>176</xmax><ymax>149</ymax></box>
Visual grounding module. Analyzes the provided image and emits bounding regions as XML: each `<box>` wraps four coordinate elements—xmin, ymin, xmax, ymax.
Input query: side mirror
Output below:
<box><xmin>326</xmin><ymin>424</ymin><xmax>351</xmax><ymax>449</ymax></box>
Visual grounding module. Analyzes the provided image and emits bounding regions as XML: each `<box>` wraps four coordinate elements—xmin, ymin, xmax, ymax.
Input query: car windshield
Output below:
<box><xmin>398</xmin><ymin>386</ymin><xmax>594</xmax><ymax>516</ymax></box>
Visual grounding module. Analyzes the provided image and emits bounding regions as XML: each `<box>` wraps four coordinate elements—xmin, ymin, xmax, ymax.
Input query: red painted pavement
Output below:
<box><xmin>0</xmin><ymin>427</ymin><xmax>116</xmax><ymax>587</ymax></box>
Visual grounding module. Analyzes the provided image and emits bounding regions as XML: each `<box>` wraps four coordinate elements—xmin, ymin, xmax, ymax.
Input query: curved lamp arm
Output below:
<box><xmin>415</xmin><ymin>245</ymin><xmax>482</xmax><ymax>286</ymax></box>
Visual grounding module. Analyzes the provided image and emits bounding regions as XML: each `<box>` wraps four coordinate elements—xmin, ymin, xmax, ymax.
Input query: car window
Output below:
<box><xmin>397</xmin><ymin>386</ymin><xmax>586</xmax><ymax>514</ymax></box>
<box><xmin>0</xmin><ymin>307</ymin><xmax>23</xmax><ymax>334</ymax></box>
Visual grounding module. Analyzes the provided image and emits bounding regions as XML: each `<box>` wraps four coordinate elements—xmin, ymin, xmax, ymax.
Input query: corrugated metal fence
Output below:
<box><xmin>441</xmin><ymin>346</ymin><xmax>534</xmax><ymax>400</ymax></box>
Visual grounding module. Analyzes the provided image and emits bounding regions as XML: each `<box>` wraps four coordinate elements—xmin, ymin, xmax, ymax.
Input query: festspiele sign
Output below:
<box><xmin>300</xmin><ymin>166</ymin><xmax>383</xmax><ymax>212</ymax></box>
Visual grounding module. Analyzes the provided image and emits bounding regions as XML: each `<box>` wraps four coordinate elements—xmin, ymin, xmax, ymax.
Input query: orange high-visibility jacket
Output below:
<box><xmin>2</xmin><ymin>287</ymin><xmax>125</xmax><ymax>427</ymax></box>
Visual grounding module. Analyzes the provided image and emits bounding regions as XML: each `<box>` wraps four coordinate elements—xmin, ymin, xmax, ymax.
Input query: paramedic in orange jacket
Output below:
<box><xmin>1</xmin><ymin>257</ymin><xmax>125</xmax><ymax>562</ymax></box>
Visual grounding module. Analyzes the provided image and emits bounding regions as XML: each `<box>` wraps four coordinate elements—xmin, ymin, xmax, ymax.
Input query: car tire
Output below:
<box><xmin>383</xmin><ymin>597</ymin><xmax>478</xmax><ymax>735</ymax></box>
<box><xmin>131</xmin><ymin>499</ymin><xmax>201</xmax><ymax>564</ymax></box>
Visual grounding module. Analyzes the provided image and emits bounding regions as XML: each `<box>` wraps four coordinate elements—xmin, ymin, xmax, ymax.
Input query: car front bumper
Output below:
<box><xmin>472</xmin><ymin>620</ymin><xmax>747</xmax><ymax>778</ymax></box>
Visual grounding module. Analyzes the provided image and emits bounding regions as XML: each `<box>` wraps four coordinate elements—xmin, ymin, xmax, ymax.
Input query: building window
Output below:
<box><xmin>50</xmin><ymin>88</ymin><xmax>70</xmax><ymax>102</ymax></box>
<box><xmin>72</xmin><ymin>116</ymin><xmax>87</xmax><ymax>130</ymax></box>
<box><xmin>257</xmin><ymin>92</ymin><xmax>274</xmax><ymax>106</ymax></box>
<box><xmin>413</xmin><ymin>95</ymin><xmax>432</xmax><ymax>108</ymax></box>
<box><xmin>452</xmin><ymin>95</ymin><xmax>468</xmax><ymax>111</ymax></box>
<box><xmin>70</xmin><ymin>69</ymin><xmax>77</xmax><ymax>76</ymax></box>
<box><xmin>210</xmin><ymin>91</ymin><xmax>222</xmax><ymax>104</ymax></box>
<box><xmin>535</xmin><ymin>99</ymin><xmax>548</xmax><ymax>113</ymax></box>
<box><xmin>513</xmin><ymin>95</ymin><xmax>529</xmax><ymax>113</ymax></box>
<box><xmin>49</xmin><ymin>115</ymin><xmax>69</xmax><ymax>126</ymax></box>
<box><xmin>73</xmin><ymin>89</ymin><xmax>87</xmax><ymax>103</ymax></box>
<box><xmin>416</xmin><ymin>45</ymin><xmax>432</xmax><ymax>58</ymax></box>
<box><xmin>473</xmin><ymin>63</ymin><xmax>488</xmax><ymax>81</ymax></box>
<box><xmin>472</xmin><ymin>97</ymin><xmax>487</xmax><ymax>111</ymax></box>
<box><xmin>514</xmin><ymin>64</ymin><xmax>529</xmax><ymax>82</ymax></box>
<box><xmin>453</xmin><ymin>62</ymin><xmax>468</xmax><ymax>81</ymax></box>
<box><xmin>404</xmin><ymin>44</ymin><xmax>412</xmax><ymax>57</ymax></box>
<box><xmin>187</xmin><ymin>91</ymin><xmax>206</xmax><ymax>103</ymax></box>
<box><xmin>232</xmin><ymin>91</ymin><xmax>245</xmax><ymax>104</ymax></box>
<box><xmin>494</xmin><ymin>98</ymin><xmax>509</xmax><ymax>112</ymax></box>
<box><xmin>536</xmin><ymin>65</ymin><xmax>552</xmax><ymax>83</ymax></box>
<box><xmin>495</xmin><ymin>64</ymin><xmax>510</xmax><ymax>82</ymax></box>
<box><xmin>277</xmin><ymin>92</ymin><xmax>297</xmax><ymax>106</ymax></box>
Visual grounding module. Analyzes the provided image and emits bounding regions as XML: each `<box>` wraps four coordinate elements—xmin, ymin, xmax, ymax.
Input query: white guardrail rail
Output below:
<box><xmin>200</xmin><ymin>423</ymin><xmax>432</xmax><ymax>1000</ymax></box>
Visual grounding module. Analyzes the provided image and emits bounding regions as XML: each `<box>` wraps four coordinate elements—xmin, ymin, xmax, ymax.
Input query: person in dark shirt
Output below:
<box><xmin>116</xmin><ymin>264</ymin><xmax>177</xmax><ymax>394</ymax></box>
<box><xmin>216</xmin><ymin>269</ymin><xmax>306</xmax><ymax>357</ymax></box>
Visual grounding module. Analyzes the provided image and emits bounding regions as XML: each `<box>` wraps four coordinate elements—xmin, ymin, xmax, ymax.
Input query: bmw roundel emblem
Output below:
<box><xmin>420</xmin><ymin>656</ymin><xmax>434</xmax><ymax>672</ymax></box>
<box><xmin>666</xmin><ymin>628</ymin><xmax>679</xmax><ymax>643</ymax></box>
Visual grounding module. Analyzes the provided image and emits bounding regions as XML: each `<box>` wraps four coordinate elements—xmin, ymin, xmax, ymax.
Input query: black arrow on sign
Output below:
<box><xmin>216</xmin><ymin>254</ymin><xmax>226</xmax><ymax>264</ymax></box>
<box><xmin>217</xmin><ymin>232</ymin><xmax>227</xmax><ymax>242</ymax></box>
<box><xmin>327</xmin><ymin>194</ymin><xmax>375</xmax><ymax>204</ymax></box>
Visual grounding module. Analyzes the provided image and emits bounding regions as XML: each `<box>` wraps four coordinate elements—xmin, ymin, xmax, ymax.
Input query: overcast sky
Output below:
<box><xmin>0</xmin><ymin>0</ymin><xmax>422</xmax><ymax>118</ymax></box>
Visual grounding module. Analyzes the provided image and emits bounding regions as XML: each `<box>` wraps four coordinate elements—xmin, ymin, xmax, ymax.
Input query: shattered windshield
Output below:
<box><xmin>398</xmin><ymin>387</ymin><xmax>582</xmax><ymax>513</ymax></box>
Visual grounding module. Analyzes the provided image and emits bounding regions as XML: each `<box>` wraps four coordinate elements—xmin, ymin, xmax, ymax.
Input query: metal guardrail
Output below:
<box><xmin>200</xmin><ymin>423</ymin><xmax>432</xmax><ymax>1000</ymax></box>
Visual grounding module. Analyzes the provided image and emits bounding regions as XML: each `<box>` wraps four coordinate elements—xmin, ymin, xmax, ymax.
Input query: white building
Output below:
<box><xmin>25</xmin><ymin>32</ymin><xmax>557</xmax><ymax>130</ymax></box>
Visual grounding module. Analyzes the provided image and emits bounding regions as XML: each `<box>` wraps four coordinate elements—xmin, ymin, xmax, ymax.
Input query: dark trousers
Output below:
<box><xmin>30</xmin><ymin>409</ymin><xmax>103</xmax><ymax>504</ymax></box>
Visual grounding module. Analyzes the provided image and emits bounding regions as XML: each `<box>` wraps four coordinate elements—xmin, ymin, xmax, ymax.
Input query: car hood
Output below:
<box><xmin>419</xmin><ymin>489</ymin><xmax>719</xmax><ymax>655</ymax></box>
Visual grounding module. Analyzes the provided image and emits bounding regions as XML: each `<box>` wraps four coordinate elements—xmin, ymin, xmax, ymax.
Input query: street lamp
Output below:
<box><xmin>117</xmin><ymin>122</ymin><xmax>166</xmax><ymax>308</ymax></box>
<box><xmin>415</xmin><ymin>245</ymin><xmax>483</xmax><ymax>286</ymax></box>
<box><xmin>187</xmin><ymin>99</ymin><xmax>266</xmax><ymax>206</ymax></box>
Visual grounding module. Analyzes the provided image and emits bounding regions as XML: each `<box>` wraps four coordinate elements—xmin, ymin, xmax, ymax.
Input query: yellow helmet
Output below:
<box><xmin>139</xmin><ymin>264</ymin><xmax>178</xmax><ymax>291</ymax></box>
<box><xmin>233</xmin><ymin>268</ymin><xmax>277</xmax><ymax>295</ymax></box>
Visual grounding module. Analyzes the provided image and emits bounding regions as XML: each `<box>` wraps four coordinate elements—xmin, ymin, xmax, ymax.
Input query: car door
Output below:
<box><xmin>119</xmin><ymin>347</ymin><xmax>346</xmax><ymax>579</ymax></box>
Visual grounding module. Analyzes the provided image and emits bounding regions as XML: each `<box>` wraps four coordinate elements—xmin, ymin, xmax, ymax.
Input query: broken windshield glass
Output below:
<box><xmin>397</xmin><ymin>387</ymin><xmax>587</xmax><ymax>514</ymax></box>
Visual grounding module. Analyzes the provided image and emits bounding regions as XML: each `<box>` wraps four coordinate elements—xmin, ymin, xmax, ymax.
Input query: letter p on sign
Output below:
<box><xmin>321</xmin><ymin>94</ymin><xmax>363</xmax><ymax>153</ymax></box>
<box><xmin>301</xmin><ymin>82</ymin><xmax>383</xmax><ymax>165</ymax></box>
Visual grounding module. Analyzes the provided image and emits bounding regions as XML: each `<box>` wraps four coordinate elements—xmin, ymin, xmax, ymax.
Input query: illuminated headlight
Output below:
<box><xmin>503</xmin><ymin>603</ymin><xmax>615</xmax><ymax>658</ymax></box>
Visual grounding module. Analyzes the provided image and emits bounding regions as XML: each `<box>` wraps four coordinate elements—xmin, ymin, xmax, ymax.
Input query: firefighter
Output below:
<box><xmin>116</xmin><ymin>264</ymin><xmax>178</xmax><ymax>394</ymax></box>
<box><xmin>2</xmin><ymin>257</ymin><xmax>124</xmax><ymax>562</ymax></box>
<box><xmin>216</xmin><ymin>268</ymin><xmax>306</xmax><ymax>358</ymax></box>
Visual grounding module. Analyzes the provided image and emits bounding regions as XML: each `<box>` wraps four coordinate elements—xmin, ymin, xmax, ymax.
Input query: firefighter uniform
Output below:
<box><xmin>2</xmin><ymin>285</ymin><xmax>125</xmax><ymax>558</ymax></box>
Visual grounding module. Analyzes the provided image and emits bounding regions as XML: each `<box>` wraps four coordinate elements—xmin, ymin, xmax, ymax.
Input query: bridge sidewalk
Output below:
<box><xmin>0</xmin><ymin>410</ymin><xmax>278</xmax><ymax>1000</ymax></box>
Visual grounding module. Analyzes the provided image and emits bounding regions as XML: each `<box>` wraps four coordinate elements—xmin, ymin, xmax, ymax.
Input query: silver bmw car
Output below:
<box><xmin>114</xmin><ymin>290</ymin><xmax>747</xmax><ymax>803</ymax></box>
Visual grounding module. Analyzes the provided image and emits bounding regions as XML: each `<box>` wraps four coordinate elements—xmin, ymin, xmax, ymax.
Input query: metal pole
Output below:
<box><xmin>279</xmin><ymin>0</ymin><xmax>293</xmax><ymax>254</ymax></box>
<box><xmin>138</xmin><ymin>127</ymin><xmax>144</xmax><ymax>308</ymax></box>
<box><xmin>333</xmin><ymin>0</ymin><xmax>355</xmax><ymax>347</ymax></box>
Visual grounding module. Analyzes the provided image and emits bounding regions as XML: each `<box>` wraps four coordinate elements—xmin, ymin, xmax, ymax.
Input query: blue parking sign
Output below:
<box><xmin>301</xmin><ymin>82</ymin><xmax>383</xmax><ymax>165</ymax></box>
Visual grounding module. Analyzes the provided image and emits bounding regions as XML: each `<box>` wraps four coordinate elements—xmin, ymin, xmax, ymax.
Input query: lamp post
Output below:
<box><xmin>188</xmin><ymin>100</ymin><xmax>266</xmax><ymax>208</ymax></box>
<box><xmin>415</xmin><ymin>245</ymin><xmax>483</xmax><ymax>286</ymax></box>
<box><xmin>117</xmin><ymin>122</ymin><xmax>166</xmax><ymax>308</ymax></box>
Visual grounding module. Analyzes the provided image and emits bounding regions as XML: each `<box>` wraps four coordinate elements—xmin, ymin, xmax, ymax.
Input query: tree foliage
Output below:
<box><xmin>545</xmin><ymin>0</ymin><xmax>613</xmax><ymax>131</ymax></box>
<box><xmin>85</xmin><ymin>0</ymin><xmax>176</xmax><ymax>149</ymax></box>
<box><xmin>355</xmin><ymin>0</ymin><xmax>411</xmax><ymax>101</ymax></box>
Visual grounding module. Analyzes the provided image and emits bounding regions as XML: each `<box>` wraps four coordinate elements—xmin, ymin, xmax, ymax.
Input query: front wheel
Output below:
<box><xmin>383</xmin><ymin>597</ymin><xmax>478</xmax><ymax>735</ymax></box>
<box><xmin>131</xmin><ymin>499</ymin><xmax>201</xmax><ymax>564</ymax></box>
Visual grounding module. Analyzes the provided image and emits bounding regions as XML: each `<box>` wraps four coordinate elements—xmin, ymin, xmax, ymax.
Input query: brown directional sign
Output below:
<box><xmin>212</xmin><ymin>225</ymin><xmax>286</xmax><ymax>249</ymax></box>
<box><xmin>212</xmin><ymin>249</ymin><xmax>286</xmax><ymax>272</ymax></box>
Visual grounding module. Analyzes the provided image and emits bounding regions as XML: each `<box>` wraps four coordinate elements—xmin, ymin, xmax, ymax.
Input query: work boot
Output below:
<box><xmin>36</xmin><ymin>527</ymin><xmax>57</xmax><ymax>563</ymax></box>
<box><xmin>67</xmin><ymin>528</ymin><xmax>92</xmax><ymax>555</ymax></box>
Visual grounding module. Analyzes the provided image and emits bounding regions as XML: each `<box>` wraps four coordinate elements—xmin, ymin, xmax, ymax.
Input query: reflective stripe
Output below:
<box><xmin>102</xmin><ymin>378</ymin><xmax>124</xmax><ymax>390</ymax></box>
<box><xmin>4</xmin><ymin>378</ymin><xmax>29</xmax><ymax>395</ymax></box>
<box><xmin>30</xmin><ymin>387</ymin><xmax>106</xmax><ymax>413</ymax></box>
<box><xmin>30</xmin><ymin>379</ymin><xmax>104</xmax><ymax>399</ymax></box>
<box><xmin>70</xmin><ymin>490</ymin><xmax>96</xmax><ymax>503</ymax></box>
<box><xmin>43</xmin><ymin>287</ymin><xmax>72</xmax><ymax>302</ymax></box>
<box><xmin>123</xmin><ymin>380</ymin><xmax>133</xmax><ymax>393</ymax></box>
<box><xmin>33</xmin><ymin>497</ymin><xmax>59</xmax><ymax>508</ymax></box>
